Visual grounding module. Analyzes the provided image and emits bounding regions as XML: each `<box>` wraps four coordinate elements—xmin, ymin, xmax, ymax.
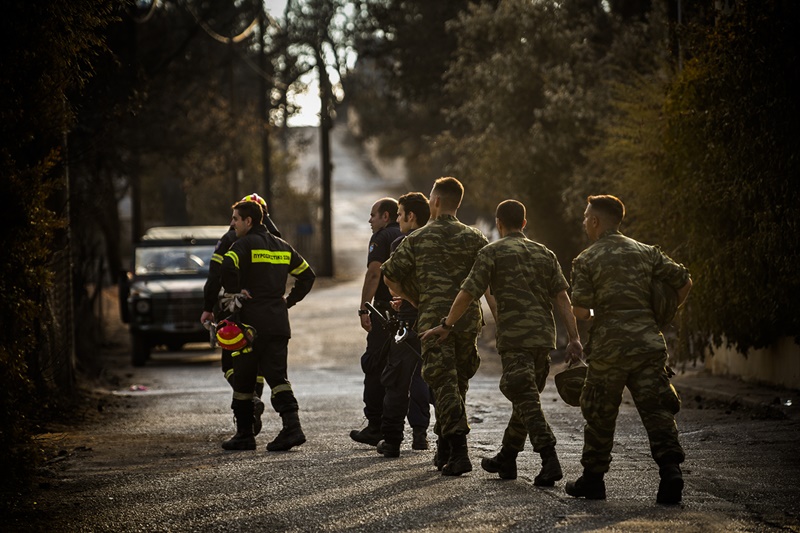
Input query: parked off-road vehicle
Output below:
<box><xmin>119</xmin><ymin>226</ymin><xmax>229</xmax><ymax>366</ymax></box>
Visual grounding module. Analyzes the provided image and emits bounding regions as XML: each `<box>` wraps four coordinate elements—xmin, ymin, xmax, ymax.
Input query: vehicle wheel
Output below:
<box><xmin>132</xmin><ymin>334</ymin><xmax>151</xmax><ymax>367</ymax></box>
<box><xmin>167</xmin><ymin>342</ymin><xmax>183</xmax><ymax>352</ymax></box>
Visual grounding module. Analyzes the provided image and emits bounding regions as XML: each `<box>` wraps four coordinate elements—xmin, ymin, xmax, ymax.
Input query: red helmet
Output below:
<box><xmin>215</xmin><ymin>319</ymin><xmax>255</xmax><ymax>351</ymax></box>
<box><xmin>241</xmin><ymin>193</ymin><xmax>267</xmax><ymax>209</ymax></box>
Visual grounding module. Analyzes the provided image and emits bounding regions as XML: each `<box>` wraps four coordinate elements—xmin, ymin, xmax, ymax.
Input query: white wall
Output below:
<box><xmin>706</xmin><ymin>336</ymin><xmax>800</xmax><ymax>390</ymax></box>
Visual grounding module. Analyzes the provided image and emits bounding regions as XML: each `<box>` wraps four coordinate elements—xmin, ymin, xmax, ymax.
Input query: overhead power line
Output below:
<box><xmin>178</xmin><ymin>0</ymin><xmax>259</xmax><ymax>44</ymax></box>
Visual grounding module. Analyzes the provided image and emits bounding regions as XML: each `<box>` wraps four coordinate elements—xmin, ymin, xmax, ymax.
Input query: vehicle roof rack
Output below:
<box><xmin>141</xmin><ymin>226</ymin><xmax>230</xmax><ymax>241</ymax></box>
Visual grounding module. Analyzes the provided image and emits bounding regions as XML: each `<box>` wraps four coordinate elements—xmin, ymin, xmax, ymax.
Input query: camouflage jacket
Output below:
<box><xmin>381</xmin><ymin>214</ymin><xmax>488</xmax><ymax>332</ymax></box>
<box><xmin>571</xmin><ymin>229</ymin><xmax>690</xmax><ymax>357</ymax></box>
<box><xmin>461</xmin><ymin>231</ymin><xmax>569</xmax><ymax>352</ymax></box>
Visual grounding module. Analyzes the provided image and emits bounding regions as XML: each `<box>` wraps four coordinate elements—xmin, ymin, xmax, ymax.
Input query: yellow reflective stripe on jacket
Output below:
<box><xmin>211</xmin><ymin>253</ymin><xmax>224</xmax><ymax>264</ymax></box>
<box><xmin>225</xmin><ymin>250</ymin><xmax>240</xmax><ymax>269</ymax></box>
<box><xmin>251</xmin><ymin>249</ymin><xmax>291</xmax><ymax>264</ymax></box>
<box><xmin>290</xmin><ymin>260</ymin><xmax>310</xmax><ymax>276</ymax></box>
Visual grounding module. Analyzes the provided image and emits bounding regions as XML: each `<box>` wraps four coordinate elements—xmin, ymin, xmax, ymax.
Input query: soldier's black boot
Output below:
<box><xmin>442</xmin><ymin>434</ymin><xmax>472</xmax><ymax>476</ymax></box>
<box><xmin>481</xmin><ymin>446</ymin><xmax>518</xmax><ymax>480</ymax></box>
<box><xmin>412</xmin><ymin>427</ymin><xmax>429</xmax><ymax>450</ymax></box>
<box><xmin>433</xmin><ymin>437</ymin><xmax>450</xmax><ymax>471</ymax></box>
<box><xmin>565</xmin><ymin>471</ymin><xmax>606</xmax><ymax>500</ymax></box>
<box><xmin>656</xmin><ymin>464</ymin><xmax>684</xmax><ymax>505</ymax></box>
<box><xmin>376</xmin><ymin>440</ymin><xmax>401</xmax><ymax>458</ymax></box>
<box><xmin>350</xmin><ymin>422</ymin><xmax>382</xmax><ymax>446</ymax></box>
<box><xmin>534</xmin><ymin>445</ymin><xmax>563</xmax><ymax>486</ymax></box>
<box><xmin>253</xmin><ymin>396</ymin><xmax>265</xmax><ymax>436</ymax></box>
<box><xmin>267</xmin><ymin>410</ymin><xmax>306</xmax><ymax>451</ymax></box>
<box><xmin>222</xmin><ymin>399</ymin><xmax>256</xmax><ymax>451</ymax></box>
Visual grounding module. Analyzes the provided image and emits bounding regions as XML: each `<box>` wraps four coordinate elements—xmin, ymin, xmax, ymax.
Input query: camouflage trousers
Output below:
<box><xmin>420</xmin><ymin>329</ymin><xmax>480</xmax><ymax>438</ymax></box>
<box><xmin>499</xmin><ymin>348</ymin><xmax>556</xmax><ymax>453</ymax></box>
<box><xmin>580</xmin><ymin>350</ymin><xmax>684</xmax><ymax>473</ymax></box>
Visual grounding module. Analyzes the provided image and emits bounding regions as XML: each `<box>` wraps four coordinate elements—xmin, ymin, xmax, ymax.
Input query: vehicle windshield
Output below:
<box><xmin>134</xmin><ymin>245</ymin><xmax>214</xmax><ymax>276</ymax></box>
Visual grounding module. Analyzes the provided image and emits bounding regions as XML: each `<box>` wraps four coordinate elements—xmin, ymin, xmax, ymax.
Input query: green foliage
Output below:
<box><xmin>596</xmin><ymin>0</ymin><xmax>800</xmax><ymax>355</ymax></box>
<box><xmin>0</xmin><ymin>0</ymin><xmax>114</xmax><ymax>491</ymax></box>
<box><xmin>661</xmin><ymin>1</ymin><xmax>800</xmax><ymax>353</ymax></box>
<box><xmin>435</xmin><ymin>0</ymin><xmax>602</xmax><ymax>260</ymax></box>
<box><xmin>347</xmin><ymin>0</ymin><xmax>487</xmax><ymax>184</ymax></box>
<box><xmin>434</xmin><ymin>0</ymin><xmax>669</xmax><ymax>264</ymax></box>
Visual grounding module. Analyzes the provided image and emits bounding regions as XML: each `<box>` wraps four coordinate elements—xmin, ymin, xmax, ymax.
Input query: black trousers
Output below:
<box><xmin>380</xmin><ymin>329</ymin><xmax>432</xmax><ymax>443</ymax></box>
<box><xmin>360</xmin><ymin>318</ymin><xmax>390</xmax><ymax>424</ymax></box>
<box><xmin>232</xmin><ymin>335</ymin><xmax>297</xmax><ymax>415</ymax></box>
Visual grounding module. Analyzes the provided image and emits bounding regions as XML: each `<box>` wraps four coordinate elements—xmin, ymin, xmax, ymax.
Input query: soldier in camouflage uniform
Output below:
<box><xmin>565</xmin><ymin>195</ymin><xmax>693</xmax><ymax>504</ymax></box>
<box><xmin>423</xmin><ymin>200</ymin><xmax>583</xmax><ymax>486</ymax></box>
<box><xmin>382</xmin><ymin>177</ymin><xmax>491</xmax><ymax>476</ymax></box>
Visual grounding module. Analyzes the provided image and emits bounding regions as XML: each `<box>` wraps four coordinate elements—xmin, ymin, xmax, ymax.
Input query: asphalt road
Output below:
<box><xmin>10</xmin><ymin>126</ymin><xmax>800</xmax><ymax>532</ymax></box>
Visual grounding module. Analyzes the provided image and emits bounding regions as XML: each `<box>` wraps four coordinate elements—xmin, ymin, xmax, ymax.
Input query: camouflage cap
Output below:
<box><xmin>555</xmin><ymin>364</ymin><xmax>587</xmax><ymax>407</ymax></box>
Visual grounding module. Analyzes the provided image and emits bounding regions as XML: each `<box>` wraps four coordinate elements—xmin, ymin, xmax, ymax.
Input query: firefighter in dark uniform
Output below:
<box><xmin>200</xmin><ymin>193</ymin><xmax>281</xmax><ymax>436</ymax></box>
<box><xmin>350</xmin><ymin>198</ymin><xmax>403</xmax><ymax>445</ymax></box>
<box><xmin>219</xmin><ymin>200</ymin><xmax>315</xmax><ymax>451</ymax></box>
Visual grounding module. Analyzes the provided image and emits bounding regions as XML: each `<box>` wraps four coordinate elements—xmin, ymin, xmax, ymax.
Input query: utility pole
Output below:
<box><xmin>316</xmin><ymin>46</ymin><xmax>334</xmax><ymax>277</ymax></box>
<box><xmin>228</xmin><ymin>42</ymin><xmax>239</xmax><ymax>201</ymax></box>
<box><xmin>258</xmin><ymin>1</ymin><xmax>273</xmax><ymax>212</ymax></box>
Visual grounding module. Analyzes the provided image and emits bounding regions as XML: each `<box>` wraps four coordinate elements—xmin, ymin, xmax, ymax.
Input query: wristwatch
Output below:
<box><xmin>440</xmin><ymin>317</ymin><xmax>453</xmax><ymax>330</ymax></box>
<box><xmin>358</xmin><ymin>309</ymin><xmax>369</xmax><ymax>316</ymax></box>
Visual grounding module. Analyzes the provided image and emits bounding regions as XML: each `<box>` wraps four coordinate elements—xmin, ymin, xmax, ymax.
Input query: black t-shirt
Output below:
<box><xmin>369</xmin><ymin>222</ymin><xmax>402</xmax><ymax>303</ymax></box>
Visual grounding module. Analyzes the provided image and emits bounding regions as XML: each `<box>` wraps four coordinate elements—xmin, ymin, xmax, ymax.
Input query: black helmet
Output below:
<box><xmin>555</xmin><ymin>364</ymin><xmax>587</xmax><ymax>407</ymax></box>
<box><xmin>651</xmin><ymin>277</ymin><xmax>679</xmax><ymax>329</ymax></box>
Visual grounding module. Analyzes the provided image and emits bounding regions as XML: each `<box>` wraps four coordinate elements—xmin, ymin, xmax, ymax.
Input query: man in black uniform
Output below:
<box><xmin>376</xmin><ymin>192</ymin><xmax>433</xmax><ymax>457</ymax></box>
<box><xmin>200</xmin><ymin>193</ymin><xmax>281</xmax><ymax>435</ymax></box>
<box><xmin>350</xmin><ymin>198</ymin><xmax>403</xmax><ymax>445</ymax></box>
<box><xmin>219</xmin><ymin>200</ymin><xmax>315</xmax><ymax>451</ymax></box>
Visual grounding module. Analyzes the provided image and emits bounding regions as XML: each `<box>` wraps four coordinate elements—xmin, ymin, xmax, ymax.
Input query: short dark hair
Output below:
<box><xmin>588</xmin><ymin>195</ymin><xmax>625</xmax><ymax>225</ymax></box>
<box><xmin>233</xmin><ymin>200</ymin><xmax>263</xmax><ymax>225</ymax></box>
<box><xmin>495</xmin><ymin>199</ymin><xmax>525</xmax><ymax>230</ymax></box>
<box><xmin>398</xmin><ymin>192</ymin><xmax>430</xmax><ymax>226</ymax></box>
<box><xmin>376</xmin><ymin>197</ymin><xmax>398</xmax><ymax>222</ymax></box>
<box><xmin>432</xmin><ymin>177</ymin><xmax>464</xmax><ymax>209</ymax></box>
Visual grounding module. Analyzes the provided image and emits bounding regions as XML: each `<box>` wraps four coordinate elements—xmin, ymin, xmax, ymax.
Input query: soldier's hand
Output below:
<box><xmin>420</xmin><ymin>326</ymin><xmax>449</xmax><ymax>345</ymax></box>
<box><xmin>565</xmin><ymin>339</ymin><xmax>583</xmax><ymax>365</ymax></box>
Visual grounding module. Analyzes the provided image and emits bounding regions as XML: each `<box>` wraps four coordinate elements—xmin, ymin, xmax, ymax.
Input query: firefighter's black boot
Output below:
<box><xmin>222</xmin><ymin>399</ymin><xmax>256</xmax><ymax>451</ymax></box>
<box><xmin>565</xmin><ymin>471</ymin><xmax>606</xmax><ymax>500</ymax></box>
<box><xmin>534</xmin><ymin>445</ymin><xmax>563</xmax><ymax>486</ymax></box>
<box><xmin>433</xmin><ymin>436</ymin><xmax>450</xmax><ymax>471</ymax></box>
<box><xmin>266</xmin><ymin>410</ymin><xmax>306</xmax><ymax>451</ymax></box>
<box><xmin>349</xmin><ymin>422</ymin><xmax>382</xmax><ymax>446</ymax></box>
<box><xmin>442</xmin><ymin>434</ymin><xmax>472</xmax><ymax>476</ymax></box>
<box><xmin>253</xmin><ymin>396</ymin><xmax>265</xmax><ymax>436</ymax></box>
<box><xmin>481</xmin><ymin>446</ymin><xmax>518</xmax><ymax>480</ymax></box>
<box><xmin>656</xmin><ymin>464</ymin><xmax>684</xmax><ymax>505</ymax></box>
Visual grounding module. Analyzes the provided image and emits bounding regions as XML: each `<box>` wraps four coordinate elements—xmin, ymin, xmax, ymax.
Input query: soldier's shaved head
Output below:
<box><xmin>432</xmin><ymin>177</ymin><xmax>464</xmax><ymax>210</ymax></box>
<box><xmin>587</xmin><ymin>195</ymin><xmax>625</xmax><ymax>226</ymax></box>
<box><xmin>496</xmin><ymin>200</ymin><xmax>526</xmax><ymax>231</ymax></box>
